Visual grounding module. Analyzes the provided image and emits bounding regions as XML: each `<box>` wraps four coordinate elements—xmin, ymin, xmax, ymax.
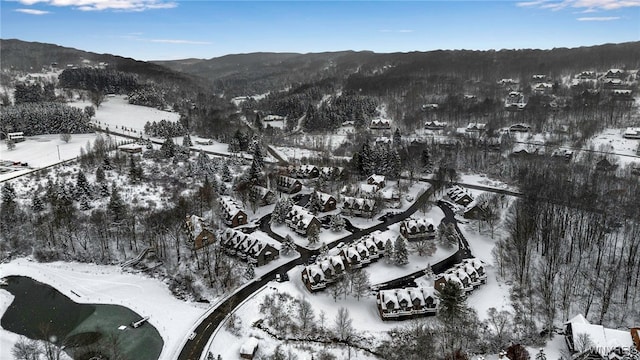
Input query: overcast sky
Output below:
<box><xmin>1</xmin><ymin>0</ymin><xmax>639</xmax><ymax>61</ymax></box>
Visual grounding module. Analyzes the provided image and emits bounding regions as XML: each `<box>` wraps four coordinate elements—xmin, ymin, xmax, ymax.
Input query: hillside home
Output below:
<box><xmin>367</xmin><ymin>174</ymin><xmax>386</xmax><ymax>189</ymax></box>
<box><xmin>563</xmin><ymin>314</ymin><xmax>635</xmax><ymax>356</ymax></box>
<box><xmin>320</xmin><ymin>166</ymin><xmax>344</xmax><ymax>179</ymax></box>
<box><xmin>465</xmin><ymin>122</ymin><xmax>487</xmax><ymax>133</ymax></box>
<box><xmin>276</xmin><ymin>175</ymin><xmax>302</xmax><ymax>194</ymax></box>
<box><xmin>623</xmin><ymin>127</ymin><xmax>640</xmax><ymax>139</ymax></box>
<box><xmin>285</xmin><ymin>205</ymin><xmax>321</xmax><ymax>236</ymax></box>
<box><xmin>342</xmin><ymin>196</ymin><xmax>376</xmax><ymax>218</ymax></box>
<box><xmin>220</xmin><ymin>229</ymin><xmax>279</xmax><ymax>266</ymax></box>
<box><xmin>219</xmin><ymin>196</ymin><xmax>248</xmax><ymax>227</ymax></box>
<box><xmin>424</xmin><ymin>121</ymin><xmax>447</xmax><ymax>130</ymax></box>
<box><xmin>399</xmin><ymin>217</ymin><xmax>436</xmax><ymax>241</ymax></box>
<box><xmin>576</xmin><ymin>71</ymin><xmax>596</xmax><ymax>80</ymax></box>
<box><xmin>118</xmin><ymin>143</ymin><xmax>143</xmax><ymax>154</ymax></box>
<box><xmin>446</xmin><ymin>185</ymin><xmax>474</xmax><ymax>206</ymax></box>
<box><xmin>250</xmin><ymin>185</ymin><xmax>276</xmax><ymax>206</ymax></box>
<box><xmin>375</xmin><ymin>137</ymin><xmax>393</xmax><ymax>146</ymax></box>
<box><xmin>184</xmin><ymin>215</ymin><xmax>216</xmax><ymax>250</ymax></box>
<box><xmin>532</xmin><ymin>74</ymin><xmax>546</xmax><ymax>81</ymax></box>
<box><xmin>377</xmin><ymin>287</ymin><xmax>439</xmax><ymax>320</ymax></box>
<box><xmin>603</xmin><ymin>78</ymin><xmax>624</xmax><ymax>89</ymax></box>
<box><xmin>532</xmin><ymin>82</ymin><xmax>554</xmax><ymax>95</ymax></box>
<box><xmin>289</xmin><ymin>164</ymin><xmax>320</xmax><ymax>179</ymax></box>
<box><xmin>370</xmin><ymin>119</ymin><xmax>391</xmax><ymax>130</ymax></box>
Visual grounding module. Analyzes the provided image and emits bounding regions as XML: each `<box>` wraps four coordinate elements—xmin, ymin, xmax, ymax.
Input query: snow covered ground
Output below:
<box><xmin>0</xmin><ymin>259</ymin><xmax>208</xmax><ymax>360</ymax></box>
<box><xmin>584</xmin><ymin>128</ymin><xmax>640</xmax><ymax>166</ymax></box>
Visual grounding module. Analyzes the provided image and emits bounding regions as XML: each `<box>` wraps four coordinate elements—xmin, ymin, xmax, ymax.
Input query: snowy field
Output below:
<box><xmin>0</xmin><ymin>133</ymin><xmax>131</xmax><ymax>182</ymax></box>
<box><xmin>0</xmin><ymin>259</ymin><xmax>208</xmax><ymax>360</ymax></box>
<box><xmin>584</xmin><ymin>128</ymin><xmax>640</xmax><ymax>166</ymax></box>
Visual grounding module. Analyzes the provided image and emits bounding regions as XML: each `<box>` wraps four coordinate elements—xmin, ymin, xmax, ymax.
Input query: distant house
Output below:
<box><xmin>603</xmin><ymin>78</ymin><xmax>624</xmax><ymax>89</ymax></box>
<box><xmin>576</xmin><ymin>71</ymin><xmax>596</xmax><ymax>80</ymax></box>
<box><xmin>367</xmin><ymin>174</ymin><xmax>386</xmax><ymax>189</ymax></box>
<box><xmin>285</xmin><ymin>205</ymin><xmax>321</xmax><ymax>236</ymax></box>
<box><xmin>422</xmin><ymin>103</ymin><xmax>439</xmax><ymax>110</ymax></box>
<box><xmin>276</xmin><ymin>175</ymin><xmax>302</xmax><ymax>194</ymax></box>
<box><xmin>605</xmin><ymin>69</ymin><xmax>625</xmax><ymax>79</ymax></box>
<box><xmin>250</xmin><ymin>185</ymin><xmax>276</xmax><ymax>206</ymax></box>
<box><xmin>375</xmin><ymin>137</ymin><xmax>393</xmax><ymax>146</ymax></box>
<box><xmin>424</xmin><ymin>121</ymin><xmax>447</xmax><ymax>130</ymax></box>
<box><xmin>185</xmin><ymin>215</ymin><xmax>216</xmax><ymax>250</ymax></box>
<box><xmin>465</xmin><ymin>122</ymin><xmax>487</xmax><ymax>133</ymax></box>
<box><xmin>342</xmin><ymin>197</ymin><xmax>376</xmax><ymax>218</ymax></box>
<box><xmin>551</xmin><ymin>149</ymin><xmax>574</xmax><ymax>162</ymax></box>
<box><xmin>400</xmin><ymin>217</ymin><xmax>435</xmax><ymax>241</ymax></box>
<box><xmin>532</xmin><ymin>74</ymin><xmax>546</xmax><ymax>81</ymax></box>
<box><xmin>504</xmin><ymin>91</ymin><xmax>526</xmax><ymax>111</ymax></box>
<box><xmin>219</xmin><ymin>196</ymin><xmax>248</xmax><ymax>227</ymax></box>
<box><xmin>118</xmin><ymin>143</ymin><xmax>143</xmax><ymax>154</ymax></box>
<box><xmin>623</xmin><ymin>127</ymin><xmax>640</xmax><ymax>139</ymax></box>
<box><xmin>563</xmin><ymin>314</ymin><xmax>635</xmax><ymax>355</ymax></box>
<box><xmin>239</xmin><ymin>337</ymin><xmax>259</xmax><ymax>359</ymax></box>
<box><xmin>446</xmin><ymin>186</ymin><xmax>474</xmax><ymax>206</ymax></box>
<box><xmin>612</xmin><ymin>89</ymin><xmax>633</xmax><ymax>100</ymax></box>
<box><xmin>319</xmin><ymin>166</ymin><xmax>344</xmax><ymax>179</ymax></box>
<box><xmin>220</xmin><ymin>228</ymin><xmax>279</xmax><ymax>266</ymax></box>
<box><xmin>498</xmin><ymin>78</ymin><xmax>518</xmax><ymax>86</ymax></box>
<box><xmin>377</xmin><ymin>287</ymin><xmax>438</xmax><ymax>320</ymax></box>
<box><xmin>370</xmin><ymin>119</ymin><xmax>391</xmax><ymax>130</ymax></box>
<box><xmin>532</xmin><ymin>82</ymin><xmax>554</xmax><ymax>95</ymax></box>
<box><xmin>7</xmin><ymin>132</ymin><xmax>25</xmax><ymax>143</ymax></box>
<box><xmin>263</xmin><ymin>114</ymin><xmax>285</xmax><ymax>122</ymax></box>
<box><xmin>289</xmin><ymin>164</ymin><xmax>320</xmax><ymax>179</ymax></box>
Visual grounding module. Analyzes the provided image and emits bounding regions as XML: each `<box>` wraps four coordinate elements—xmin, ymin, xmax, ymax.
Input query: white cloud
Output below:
<box><xmin>150</xmin><ymin>39</ymin><xmax>212</xmax><ymax>45</ymax></box>
<box><xmin>516</xmin><ymin>0</ymin><xmax>640</xmax><ymax>10</ymax></box>
<box><xmin>577</xmin><ymin>15</ymin><xmax>621</xmax><ymax>19</ymax></box>
<box><xmin>15</xmin><ymin>8</ymin><xmax>50</xmax><ymax>14</ymax></box>
<box><xmin>16</xmin><ymin>0</ymin><xmax>177</xmax><ymax>12</ymax></box>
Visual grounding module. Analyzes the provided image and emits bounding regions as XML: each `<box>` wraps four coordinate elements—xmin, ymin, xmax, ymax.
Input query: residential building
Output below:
<box><xmin>285</xmin><ymin>205</ymin><xmax>321</xmax><ymax>236</ymax></box>
<box><xmin>219</xmin><ymin>228</ymin><xmax>279</xmax><ymax>266</ymax></box>
<box><xmin>276</xmin><ymin>175</ymin><xmax>302</xmax><ymax>194</ymax></box>
<box><xmin>250</xmin><ymin>185</ymin><xmax>276</xmax><ymax>206</ymax></box>
<box><xmin>466</xmin><ymin>122</ymin><xmax>487</xmax><ymax>133</ymax></box>
<box><xmin>399</xmin><ymin>217</ymin><xmax>436</xmax><ymax>241</ymax></box>
<box><xmin>446</xmin><ymin>185</ymin><xmax>474</xmax><ymax>206</ymax></box>
<box><xmin>301</xmin><ymin>255</ymin><xmax>346</xmax><ymax>291</ymax></box>
<box><xmin>563</xmin><ymin>314</ymin><xmax>635</xmax><ymax>356</ymax></box>
<box><xmin>309</xmin><ymin>191</ymin><xmax>337</xmax><ymax>212</ymax></box>
<box><xmin>342</xmin><ymin>196</ymin><xmax>376</xmax><ymax>218</ymax></box>
<box><xmin>370</xmin><ymin>118</ymin><xmax>391</xmax><ymax>129</ymax></box>
<box><xmin>623</xmin><ymin>127</ymin><xmax>640</xmax><ymax>139</ymax></box>
<box><xmin>434</xmin><ymin>258</ymin><xmax>487</xmax><ymax>294</ymax></box>
<box><xmin>367</xmin><ymin>174</ymin><xmax>386</xmax><ymax>189</ymax></box>
<box><xmin>424</xmin><ymin>121</ymin><xmax>447</xmax><ymax>130</ymax></box>
<box><xmin>219</xmin><ymin>196</ymin><xmax>248</xmax><ymax>227</ymax></box>
<box><xmin>509</xmin><ymin>123</ymin><xmax>531</xmax><ymax>133</ymax></box>
<box><xmin>377</xmin><ymin>287</ymin><xmax>438</xmax><ymax>320</ymax></box>
<box><xmin>184</xmin><ymin>215</ymin><xmax>216</xmax><ymax>250</ymax></box>
<box><xmin>289</xmin><ymin>164</ymin><xmax>320</xmax><ymax>179</ymax></box>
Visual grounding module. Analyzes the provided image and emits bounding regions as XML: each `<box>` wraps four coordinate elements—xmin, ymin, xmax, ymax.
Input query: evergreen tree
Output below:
<box><xmin>102</xmin><ymin>156</ymin><xmax>113</xmax><ymax>170</ymax></box>
<box><xmin>307</xmin><ymin>223</ymin><xmax>320</xmax><ymax>245</ymax></box>
<box><xmin>1</xmin><ymin>182</ymin><xmax>17</xmax><ymax>208</ymax></box>
<box><xmin>221</xmin><ymin>163</ymin><xmax>233</xmax><ymax>182</ymax></box>
<box><xmin>228</xmin><ymin>137</ymin><xmax>241</xmax><ymax>154</ymax></box>
<box><xmin>75</xmin><ymin>170</ymin><xmax>92</xmax><ymax>199</ymax></box>
<box><xmin>182</xmin><ymin>133</ymin><xmax>193</xmax><ymax>147</ymax></box>
<box><xmin>393</xmin><ymin>236</ymin><xmax>409</xmax><ymax>265</ymax></box>
<box><xmin>128</xmin><ymin>156</ymin><xmax>143</xmax><ymax>183</ymax></box>
<box><xmin>160</xmin><ymin>137</ymin><xmax>176</xmax><ymax>158</ymax></box>
<box><xmin>252</xmin><ymin>141</ymin><xmax>264</xmax><ymax>172</ymax></box>
<box><xmin>307</xmin><ymin>190</ymin><xmax>323</xmax><ymax>214</ymax></box>
<box><xmin>6</xmin><ymin>139</ymin><xmax>16</xmax><ymax>151</ymax></box>
<box><xmin>99</xmin><ymin>182</ymin><xmax>110</xmax><ymax>198</ymax></box>
<box><xmin>95</xmin><ymin>166</ymin><xmax>106</xmax><ymax>183</ymax></box>
<box><xmin>31</xmin><ymin>194</ymin><xmax>44</xmax><ymax>213</ymax></box>
<box><xmin>281</xmin><ymin>235</ymin><xmax>296</xmax><ymax>256</ymax></box>
<box><xmin>108</xmin><ymin>183</ymin><xmax>127</xmax><ymax>222</ymax></box>
<box><xmin>79</xmin><ymin>195</ymin><xmax>92</xmax><ymax>211</ymax></box>
<box><xmin>393</xmin><ymin>128</ymin><xmax>402</xmax><ymax>146</ymax></box>
<box><xmin>245</xmin><ymin>263</ymin><xmax>255</xmax><ymax>279</ymax></box>
<box><xmin>329</xmin><ymin>214</ymin><xmax>345</xmax><ymax>232</ymax></box>
<box><xmin>384</xmin><ymin>238</ymin><xmax>394</xmax><ymax>263</ymax></box>
<box><xmin>319</xmin><ymin>242</ymin><xmax>329</xmax><ymax>256</ymax></box>
<box><xmin>248</xmin><ymin>159</ymin><xmax>262</xmax><ymax>183</ymax></box>
<box><xmin>438</xmin><ymin>280</ymin><xmax>468</xmax><ymax>322</ymax></box>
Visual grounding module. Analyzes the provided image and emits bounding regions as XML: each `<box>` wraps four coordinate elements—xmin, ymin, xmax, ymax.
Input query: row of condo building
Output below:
<box><xmin>219</xmin><ymin>228</ymin><xmax>279</xmax><ymax>266</ymax></box>
<box><xmin>377</xmin><ymin>258</ymin><xmax>487</xmax><ymax>320</ymax></box>
<box><xmin>301</xmin><ymin>232</ymin><xmax>389</xmax><ymax>291</ymax></box>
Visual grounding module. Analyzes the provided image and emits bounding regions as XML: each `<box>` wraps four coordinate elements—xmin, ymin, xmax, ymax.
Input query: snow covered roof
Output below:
<box><xmin>401</xmin><ymin>217</ymin><xmax>435</xmax><ymax>232</ymax></box>
<box><xmin>368</xmin><ymin>174</ymin><xmax>385</xmax><ymax>184</ymax></box>
<box><xmin>239</xmin><ymin>337</ymin><xmax>259</xmax><ymax>356</ymax></box>
<box><xmin>379</xmin><ymin>287</ymin><xmax>438</xmax><ymax>311</ymax></box>
<box><xmin>343</xmin><ymin>196</ymin><xmax>376</xmax><ymax>209</ymax></box>
<box><xmin>425</xmin><ymin>120</ymin><xmax>447</xmax><ymax>127</ymax></box>
<box><xmin>566</xmin><ymin>314</ymin><xmax>634</xmax><ymax>355</ymax></box>
<box><xmin>466</xmin><ymin>122</ymin><xmax>487</xmax><ymax>131</ymax></box>
<box><xmin>317</xmin><ymin>191</ymin><xmax>335</xmax><ymax>205</ymax></box>
<box><xmin>219</xmin><ymin>196</ymin><xmax>245</xmax><ymax>218</ymax></box>
<box><xmin>360</xmin><ymin>184</ymin><xmax>378</xmax><ymax>194</ymax></box>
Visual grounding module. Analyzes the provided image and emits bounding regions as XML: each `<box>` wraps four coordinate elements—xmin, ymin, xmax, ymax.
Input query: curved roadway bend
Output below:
<box><xmin>178</xmin><ymin>186</ymin><xmax>436</xmax><ymax>360</ymax></box>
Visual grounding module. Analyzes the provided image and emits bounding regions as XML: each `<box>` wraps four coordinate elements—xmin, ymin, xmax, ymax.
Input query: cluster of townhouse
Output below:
<box><xmin>376</xmin><ymin>286</ymin><xmax>439</xmax><ymax>320</ymax></box>
<box><xmin>301</xmin><ymin>232</ymin><xmax>388</xmax><ymax>291</ymax></box>
<box><xmin>434</xmin><ymin>258</ymin><xmax>487</xmax><ymax>294</ymax></box>
<box><xmin>370</xmin><ymin>118</ymin><xmax>391</xmax><ymax>130</ymax></box>
<box><xmin>342</xmin><ymin>196</ymin><xmax>376</xmax><ymax>218</ymax></box>
<box><xmin>219</xmin><ymin>228</ymin><xmax>280</xmax><ymax>266</ymax></box>
<box><xmin>284</xmin><ymin>164</ymin><xmax>345</xmax><ymax>180</ymax></box>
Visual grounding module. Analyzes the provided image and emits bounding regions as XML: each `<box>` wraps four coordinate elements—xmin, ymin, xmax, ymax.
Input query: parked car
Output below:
<box><xmin>275</xmin><ymin>273</ymin><xmax>289</xmax><ymax>282</ymax></box>
<box><xmin>188</xmin><ymin>332</ymin><xmax>196</xmax><ymax>340</ymax></box>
